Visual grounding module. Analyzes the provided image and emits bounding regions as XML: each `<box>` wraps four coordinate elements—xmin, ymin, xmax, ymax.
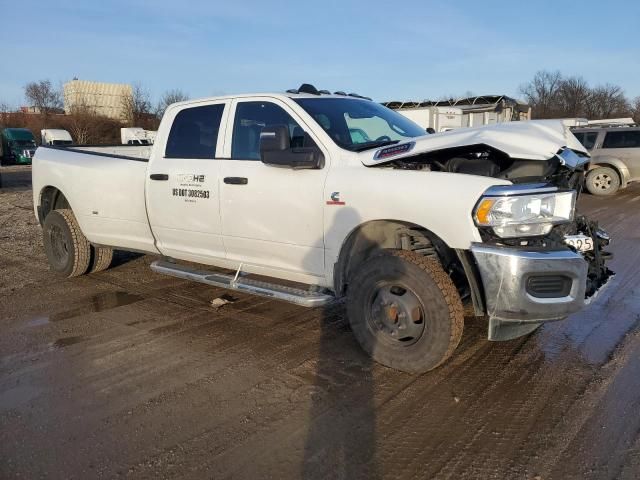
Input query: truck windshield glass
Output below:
<box><xmin>295</xmin><ymin>98</ymin><xmax>425</xmax><ymax>151</ymax></box>
<box><xmin>12</xmin><ymin>140</ymin><xmax>35</xmax><ymax>147</ymax></box>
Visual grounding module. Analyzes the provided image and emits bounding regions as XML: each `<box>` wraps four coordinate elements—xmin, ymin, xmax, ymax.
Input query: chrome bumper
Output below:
<box><xmin>471</xmin><ymin>244</ymin><xmax>589</xmax><ymax>340</ymax></box>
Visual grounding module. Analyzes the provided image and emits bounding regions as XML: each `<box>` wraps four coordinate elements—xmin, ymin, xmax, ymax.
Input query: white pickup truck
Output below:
<box><xmin>32</xmin><ymin>84</ymin><xmax>612</xmax><ymax>372</ymax></box>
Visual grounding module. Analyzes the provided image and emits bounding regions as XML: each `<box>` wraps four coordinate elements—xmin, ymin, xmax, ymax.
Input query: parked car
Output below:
<box><xmin>32</xmin><ymin>84</ymin><xmax>613</xmax><ymax>373</ymax></box>
<box><xmin>1</xmin><ymin>128</ymin><xmax>37</xmax><ymax>165</ymax></box>
<box><xmin>572</xmin><ymin>124</ymin><xmax>640</xmax><ymax>195</ymax></box>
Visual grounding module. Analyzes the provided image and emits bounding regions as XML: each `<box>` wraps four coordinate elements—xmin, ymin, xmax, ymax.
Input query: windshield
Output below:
<box><xmin>11</xmin><ymin>140</ymin><xmax>36</xmax><ymax>148</ymax></box>
<box><xmin>295</xmin><ymin>98</ymin><xmax>425</xmax><ymax>151</ymax></box>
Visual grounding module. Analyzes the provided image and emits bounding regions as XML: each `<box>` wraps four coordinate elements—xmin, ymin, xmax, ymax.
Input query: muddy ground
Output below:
<box><xmin>1</xmin><ymin>165</ymin><xmax>640</xmax><ymax>479</ymax></box>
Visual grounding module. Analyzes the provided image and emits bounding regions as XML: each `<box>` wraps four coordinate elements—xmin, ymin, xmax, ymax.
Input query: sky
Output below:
<box><xmin>1</xmin><ymin>0</ymin><xmax>638</xmax><ymax>107</ymax></box>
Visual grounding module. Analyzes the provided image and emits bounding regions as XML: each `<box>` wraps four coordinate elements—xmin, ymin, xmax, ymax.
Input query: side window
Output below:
<box><xmin>231</xmin><ymin>101</ymin><xmax>303</xmax><ymax>160</ymax></box>
<box><xmin>572</xmin><ymin>132</ymin><xmax>585</xmax><ymax>144</ymax></box>
<box><xmin>574</xmin><ymin>132</ymin><xmax>598</xmax><ymax>150</ymax></box>
<box><xmin>165</xmin><ymin>104</ymin><xmax>225</xmax><ymax>159</ymax></box>
<box><xmin>602</xmin><ymin>130</ymin><xmax>640</xmax><ymax>149</ymax></box>
<box><xmin>583</xmin><ymin>132</ymin><xmax>598</xmax><ymax>150</ymax></box>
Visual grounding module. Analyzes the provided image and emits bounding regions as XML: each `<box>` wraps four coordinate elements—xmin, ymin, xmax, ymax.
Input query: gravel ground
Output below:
<box><xmin>1</xmin><ymin>165</ymin><xmax>640</xmax><ymax>479</ymax></box>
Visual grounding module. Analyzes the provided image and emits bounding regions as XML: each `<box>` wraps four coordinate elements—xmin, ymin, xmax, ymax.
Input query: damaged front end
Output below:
<box><xmin>367</xmin><ymin>124</ymin><xmax>614</xmax><ymax>340</ymax></box>
<box><xmin>466</xmin><ymin>176</ymin><xmax>613</xmax><ymax>341</ymax></box>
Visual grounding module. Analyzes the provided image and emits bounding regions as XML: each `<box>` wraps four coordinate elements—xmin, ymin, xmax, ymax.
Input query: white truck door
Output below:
<box><xmin>218</xmin><ymin>98</ymin><xmax>327</xmax><ymax>277</ymax></box>
<box><xmin>146</xmin><ymin>101</ymin><xmax>229</xmax><ymax>263</ymax></box>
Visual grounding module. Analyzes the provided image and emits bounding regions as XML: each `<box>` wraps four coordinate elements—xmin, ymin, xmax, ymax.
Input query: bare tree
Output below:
<box><xmin>557</xmin><ymin>76</ymin><xmax>590</xmax><ymax>118</ymax></box>
<box><xmin>0</xmin><ymin>101</ymin><xmax>11</xmax><ymax>128</ymax></box>
<box><xmin>632</xmin><ymin>97</ymin><xmax>640</xmax><ymax>123</ymax></box>
<box><xmin>156</xmin><ymin>89</ymin><xmax>189</xmax><ymax>117</ymax></box>
<box><xmin>24</xmin><ymin>80</ymin><xmax>63</xmax><ymax>119</ymax></box>
<box><xmin>585</xmin><ymin>84</ymin><xmax>630</xmax><ymax>120</ymax></box>
<box><xmin>121</xmin><ymin>83</ymin><xmax>152</xmax><ymax>126</ymax></box>
<box><xmin>518</xmin><ymin>70</ymin><xmax>563</xmax><ymax>118</ymax></box>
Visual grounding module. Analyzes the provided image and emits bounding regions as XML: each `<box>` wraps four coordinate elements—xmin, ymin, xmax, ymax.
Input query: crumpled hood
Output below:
<box><xmin>362</xmin><ymin>119</ymin><xmax>588</xmax><ymax>167</ymax></box>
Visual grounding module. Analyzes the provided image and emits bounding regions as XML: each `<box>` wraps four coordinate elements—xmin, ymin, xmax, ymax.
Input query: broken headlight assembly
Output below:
<box><xmin>473</xmin><ymin>185</ymin><xmax>576</xmax><ymax>238</ymax></box>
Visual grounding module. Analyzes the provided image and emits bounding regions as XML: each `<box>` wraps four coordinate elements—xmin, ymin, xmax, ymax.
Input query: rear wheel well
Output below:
<box><xmin>39</xmin><ymin>187</ymin><xmax>70</xmax><ymax>224</ymax></box>
<box><xmin>334</xmin><ymin>220</ymin><xmax>467</xmax><ymax>298</ymax></box>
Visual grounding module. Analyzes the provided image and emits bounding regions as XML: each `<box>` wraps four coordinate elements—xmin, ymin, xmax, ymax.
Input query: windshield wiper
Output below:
<box><xmin>350</xmin><ymin>139</ymin><xmax>399</xmax><ymax>152</ymax></box>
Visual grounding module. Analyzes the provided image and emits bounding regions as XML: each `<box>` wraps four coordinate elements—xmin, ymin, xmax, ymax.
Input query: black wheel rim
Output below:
<box><xmin>366</xmin><ymin>282</ymin><xmax>426</xmax><ymax>346</ymax></box>
<box><xmin>48</xmin><ymin>224</ymin><xmax>70</xmax><ymax>266</ymax></box>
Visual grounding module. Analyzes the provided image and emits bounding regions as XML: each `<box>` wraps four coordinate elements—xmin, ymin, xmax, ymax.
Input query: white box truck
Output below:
<box><xmin>41</xmin><ymin>129</ymin><xmax>73</xmax><ymax>146</ymax></box>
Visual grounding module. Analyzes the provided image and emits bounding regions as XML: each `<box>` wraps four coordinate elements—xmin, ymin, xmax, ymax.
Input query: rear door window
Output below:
<box><xmin>165</xmin><ymin>104</ymin><xmax>225</xmax><ymax>159</ymax></box>
<box><xmin>602</xmin><ymin>130</ymin><xmax>640</xmax><ymax>149</ymax></box>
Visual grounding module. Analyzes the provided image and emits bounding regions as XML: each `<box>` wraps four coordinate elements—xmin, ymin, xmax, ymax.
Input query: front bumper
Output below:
<box><xmin>471</xmin><ymin>244</ymin><xmax>592</xmax><ymax>340</ymax></box>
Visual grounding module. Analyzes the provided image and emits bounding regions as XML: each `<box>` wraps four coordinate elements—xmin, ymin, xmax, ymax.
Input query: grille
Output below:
<box><xmin>526</xmin><ymin>275</ymin><xmax>572</xmax><ymax>298</ymax></box>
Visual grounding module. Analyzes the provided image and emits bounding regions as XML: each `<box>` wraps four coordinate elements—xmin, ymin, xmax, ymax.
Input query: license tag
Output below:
<box><xmin>564</xmin><ymin>234</ymin><xmax>594</xmax><ymax>252</ymax></box>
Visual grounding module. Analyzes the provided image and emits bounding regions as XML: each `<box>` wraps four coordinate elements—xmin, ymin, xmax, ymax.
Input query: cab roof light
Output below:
<box><xmin>298</xmin><ymin>83</ymin><xmax>320</xmax><ymax>95</ymax></box>
<box><xmin>286</xmin><ymin>84</ymin><xmax>371</xmax><ymax>100</ymax></box>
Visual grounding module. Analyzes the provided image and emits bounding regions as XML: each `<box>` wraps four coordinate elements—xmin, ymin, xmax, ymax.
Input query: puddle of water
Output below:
<box><xmin>25</xmin><ymin>316</ymin><xmax>50</xmax><ymax>327</ymax></box>
<box><xmin>51</xmin><ymin>336</ymin><xmax>86</xmax><ymax>349</ymax></box>
<box><xmin>28</xmin><ymin>291</ymin><xmax>144</xmax><ymax>325</ymax></box>
<box><xmin>0</xmin><ymin>385</ymin><xmax>42</xmax><ymax>412</ymax></box>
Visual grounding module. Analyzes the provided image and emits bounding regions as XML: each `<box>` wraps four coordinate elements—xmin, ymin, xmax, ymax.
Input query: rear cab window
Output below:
<box><xmin>165</xmin><ymin>104</ymin><xmax>225</xmax><ymax>159</ymax></box>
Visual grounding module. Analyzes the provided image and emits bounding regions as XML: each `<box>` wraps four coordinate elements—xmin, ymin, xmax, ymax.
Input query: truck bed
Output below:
<box><xmin>32</xmin><ymin>145</ymin><xmax>158</xmax><ymax>254</ymax></box>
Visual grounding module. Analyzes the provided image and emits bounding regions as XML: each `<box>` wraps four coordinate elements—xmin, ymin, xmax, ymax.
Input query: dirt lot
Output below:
<box><xmin>1</xmin><ymin>165</ymin><xmax>640</xmax><ymax>479</ymax></box>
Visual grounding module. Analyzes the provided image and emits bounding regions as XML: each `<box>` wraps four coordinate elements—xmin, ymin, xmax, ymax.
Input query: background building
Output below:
<box><xmin>63</xmin><ymin>79</ymin><xmax>132</xmax><ymax>121</ymax></box>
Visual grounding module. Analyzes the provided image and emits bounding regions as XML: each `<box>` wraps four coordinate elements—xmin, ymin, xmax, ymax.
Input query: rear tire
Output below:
<box><xmin>586</xmin><ymin>167</ymin><xmax>620</xmax><ymax>196</ymax></box>
<box><xmin>346</xmin><ymin>250</ymin><xmax>464</xmax><ymax>373</ymax></box>
<box><xmin>89</xmin><ymin>246</ymin><xmax>113</xmax><ymax>273</ymax></box>
<box><xmin>42</xmin><ymin>209</ymin><xmax>91</xmax><ymax>278</ymax></box>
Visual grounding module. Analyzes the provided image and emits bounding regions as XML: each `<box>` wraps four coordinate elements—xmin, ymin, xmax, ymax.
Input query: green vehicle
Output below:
<box><xmin>0</xmin><ymin>128</ymin><xmax>37</xmax><ymax>165</ymax></box>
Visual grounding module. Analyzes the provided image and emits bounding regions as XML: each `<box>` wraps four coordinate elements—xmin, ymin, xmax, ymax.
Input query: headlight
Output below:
<box><xmin>474</xmin><ymin>187</ymin><xmax>576</xmax><ymax>238</ymax></box>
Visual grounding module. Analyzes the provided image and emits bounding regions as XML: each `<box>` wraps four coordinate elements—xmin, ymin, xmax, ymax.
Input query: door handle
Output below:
<box><xmin>150</xmin><ymin>174</ymin><xmax>169</xmax><ymax>181</ymax></box>
<box><xmin>224</xmin><ymin>177</ymin><xmax>248</xmax><ymax>185</ymax></box>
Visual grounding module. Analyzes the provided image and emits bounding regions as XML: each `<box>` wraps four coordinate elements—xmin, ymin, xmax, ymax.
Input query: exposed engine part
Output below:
<box><xmin>388</xmin><ymin>145</ymin><xmax>586</xmax><ymax>189</ymax></box>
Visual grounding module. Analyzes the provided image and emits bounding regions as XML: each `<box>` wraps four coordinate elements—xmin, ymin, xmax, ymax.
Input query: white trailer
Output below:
<box><xmin>384</xmin><ymin>95</ymin><xmax>531</xmax><ymax>132</ymax></box>
<box><xmin>391</xmin><ymin>106</ymin><xmax>464</xmax><ymax>132</ymax></box>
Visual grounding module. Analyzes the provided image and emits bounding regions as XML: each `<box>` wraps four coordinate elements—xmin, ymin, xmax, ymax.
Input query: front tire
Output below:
<box><xmin>586</xmin><ymin>167</ymin><xmax>621</xmax><ymax>196</ymax></box>
<box><xmin>346</xmin><ymin>250</ymin><xmax>464</xmax><ymax>373</ymax></box>
<box><xmin>42</xmin><ymin>209</ymin><xmax>91</xmax><ymax>277</ymax></box>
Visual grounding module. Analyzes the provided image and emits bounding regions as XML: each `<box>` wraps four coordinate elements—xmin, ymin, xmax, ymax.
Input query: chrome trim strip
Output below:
<box><xmin>482</xmin><ymin>183</ymin><xmax>559</xmax><ymax>197</ymax></box>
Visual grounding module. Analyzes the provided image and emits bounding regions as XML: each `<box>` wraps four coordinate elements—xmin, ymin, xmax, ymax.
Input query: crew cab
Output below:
<box><xmin>32</xmin><ymin>84</ymin><xmax>613</xmax><ymax>372</ymax></box>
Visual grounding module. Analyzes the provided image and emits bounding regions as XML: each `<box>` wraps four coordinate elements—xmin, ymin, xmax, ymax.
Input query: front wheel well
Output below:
<box><xmin>39</xmin><ymin>186</ymin><xmax>70</xmax><ymax>225</ymax></box>
<box><xmin>333</xmin><ymin>220</ymin><xmax>468</xmax><ymax>298</ymax></box>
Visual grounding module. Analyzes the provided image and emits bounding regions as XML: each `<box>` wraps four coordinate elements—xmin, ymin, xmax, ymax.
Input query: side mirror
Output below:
<box><xmin>260</xmin><ymin>125</ymin><xmax>324</xmax><ymax>170</ymax></box>
<box><xmin>426</xmin><ymin>127</ymin><xmax>436</xmax><ymax>134</ymax></box>
<box><xmin>259</xmin><ymin>125</ymin><xmax>290</xmax><ymax>152</ymax></box>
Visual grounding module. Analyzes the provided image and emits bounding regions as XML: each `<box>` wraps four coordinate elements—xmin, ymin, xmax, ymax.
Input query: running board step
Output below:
<box><xmin>150</xmin><ymin>260</ymin><xmax>334</xmax><ymax>308</ymax></box>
